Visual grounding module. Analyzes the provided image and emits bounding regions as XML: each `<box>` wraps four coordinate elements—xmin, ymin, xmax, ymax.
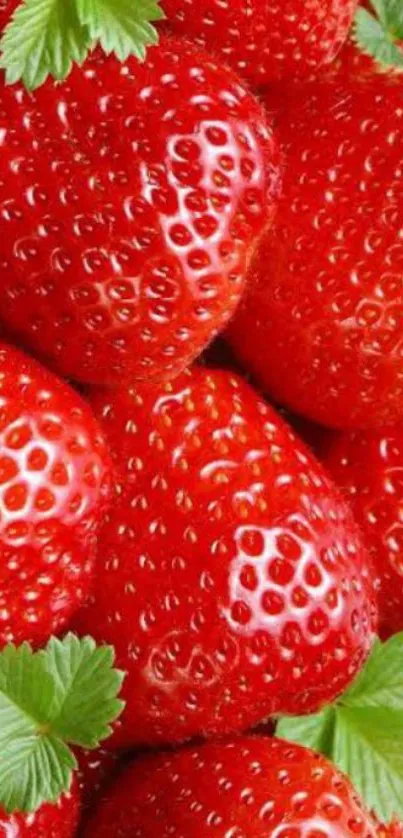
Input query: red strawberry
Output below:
<box><xmin>0</xmin><ymin>0</ymin><xmax>18</xmax><ymax>34</ymax></box>
<box><xmin>0</xmin><ymin>37</ymin><xmax>279</xmax><ymax>387</ymax></box>
<box><xmin>322</xmin><ymin>427</ymin><xmax>403</xmax><ymax>638</ymax></box>
<box><xmin>379</xmin><ymin>823</ymin><xmax>403</xmax><ymax>838</ymax></box>
<box><xmin>76</xmin><ymin>747</ymin><xmax>120</xmax><ymax>814</ymax></box>
<box><xmin>0</xmin><ymin>781</ymin><xmax>79</xmax><ymax>837</ymax></box>
<box><xmin>0</xmin><ymin>341</ymin><xmax>111</xmax><ymax>646</ymax></box>
<box><xmin>227</xmin><ymin>67</ymin><xmax>403</xmax><ymax>429</ymax></box>
<box><xmin>162</xmin><ymin>0</ymin><xmax>358</xmax><ymax>86</ymax></box>
<box><xmin>82</xmin><ymin>735</ymin><xmax>378</xmax><ymax>836</ymax></box>
<box><xmin>74</xmin><ymin>366</ymin><xmax>376</xmax><ymax>748</ymax></box>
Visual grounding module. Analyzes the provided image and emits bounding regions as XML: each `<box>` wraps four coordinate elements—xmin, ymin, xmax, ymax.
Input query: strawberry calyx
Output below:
<box><xmin>0</xmin><ymin>633</ymin><xmax>124</xmax><ymax>815</ymax></box>
<box><xmin>0</xmin><ymin>0</ymin><xmax>165</xmax><ymax>90</ymax></box>
<box><xmin>354</xmin><ymin>0</ymin><xmax>403</xmax><ymax>69</ymax></box>
<box><xmin>277</xmin><ymin>633</ymin><xmax>403</xmax><ymax>823</ymax></box>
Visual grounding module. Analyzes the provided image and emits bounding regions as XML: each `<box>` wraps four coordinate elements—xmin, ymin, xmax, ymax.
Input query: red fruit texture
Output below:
<box><xmin>74</xmin><ymin>366</ymin><xmax>376</xmax><ymax>749</ymax></box>
<box><xmin>83</xmin><ymin>736</ymin><xmax>378</xmax><ymax>837</ymax></box>
<box><xmin>76</xmin><ymin>747</ymin><xmax>120</xmax><ymax>814</ymax></box>
<box><xmin>162</xmin><ymin>0</ymin><xmax>358</xmax><ymax>87</ymax></box>
<box><xmin>322</xmin><ymin>427</ymin><xmax>403</xmax><ymax>638</ymax></box>
<box><xmin>0</xmin><ymin>0</ymin><xmax>19</xmax><ymax>33</ymax></box>
<box><xmin>0</xmin><ymin>342</ymin><xmax>111</xmax><ymax>647</ymax></box>
<box><xmin>379</xmin><ymin>823</ymin><xmax>403</xmax><ymax>838</ymax></box>
<box><xmin>228</xmin><ymin>68</ymin><xmax>403</xmax><ymax>430</ymax></box>
<box><xmin>0</xmin><ymin>782</ymin><xmax>79</xmax><ymax>837</ymax></box>
<box><xmin>0</xmin><ymin>37</ymin><xmax>279</xmax><ymax>388</ymax></box>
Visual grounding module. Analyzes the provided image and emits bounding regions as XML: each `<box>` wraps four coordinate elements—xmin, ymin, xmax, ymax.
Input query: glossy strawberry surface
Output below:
<box><xmin>163</xmin><ymin>0</ymin><xmax>358</xmax><ymax>86</ymax></box>
<box><xmin>0</xmin><ymin>342</ymin><xmax>111</xmax><ymax>646</ymax></box>
<box><xmin>0</xmin><ymin>38</ymin><xmax>278</xmax><ymax>387</ymax></box>
<box><xmin>75</xmin><ymin>367</ymin><xmax>376</xmax><ymax>748</ymax></box>
<box><xmin>83</xmin><ymin>736</ymin><xmax>378</xmax><ymax>837</ymax></box>
<box><xmin>322</xmin><ymin>427</ymin><xmax>403</xmax><ymax>638</ymax></box>
<box><xmin>228</xmin><ymin>69</ymin><xmax>403</xmax><ymax>429</ymax></box>
<box><xmin>0</xmin><ymin>782</ymin><xmax>79</xmax><ymax>837</ymax></box>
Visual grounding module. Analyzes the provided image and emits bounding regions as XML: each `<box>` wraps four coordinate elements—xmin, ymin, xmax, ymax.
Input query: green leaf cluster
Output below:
<box><xmin>0</xmin><ymin>634</ymin><xmax>124</xmax><ymax>814</ymax></box>
<box><xmin>0</xmin><ymin>0</ymin><xmax>164</xmax><ymax>90</ymax></box>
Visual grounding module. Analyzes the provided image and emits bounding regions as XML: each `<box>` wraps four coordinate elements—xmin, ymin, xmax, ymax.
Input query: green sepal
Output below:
<box><xmin>76</xmin><ymin>0</ymin><xmax>165</xmax><ymax>62</ymax></box>
<box><xmin>277</xmin><ymin>634</ymin><xmax>403</xmax><ymax>822</ymax></box>
<box><xmin>354</xmin><ymin>0</ymin><xmax>403</xmax><ymax>69</ymax></box>
<box><xmin>0</xmin><ymin>0</ymin><xmax>92</xmax><ymax>90</ymax></box>
<box><xmin>0</xmin><ymin>634</ymin><xmax>124</xmax><ymax>814</ymax></box>
<box><xmin>0</xmin><ymin>0</ymin><xmax>165</xmax><ymax>91</ymax></box>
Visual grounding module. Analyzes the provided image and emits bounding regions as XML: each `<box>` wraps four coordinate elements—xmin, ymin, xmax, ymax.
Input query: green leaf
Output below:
<box><xmin>0</xmin><ymin>734</ymin><xmax>75</xmax><ymax>814</ymax></box>
<box><xmin>0</xmin><ymin>0</ymin><xmax>92</xmax><ymax>90</ymax></box>
<box><xmin>277</xmin><ymin>634</ymin><xmax>403</xmax><ymax>822</ymax></box>
<box><xmin>0</xmin><ymin>635</ymin><xmax>124</xmax><ymax>814</ymax></box>
<box><xmin>76</xmin><ymin>0</ymin><xmax>165</xmax><ymax>62</ymax></box>
<box><xmin>354</xmin><ymin>3</ymin><xmax>403</xmax><ymax>70</ymax></box>
<box><xmin>369</xmin><ymin>0</ymin><xmax>403</xmax><ymax>38</ymax></box>
<box><xmin>43</xmin><ymin>634</ymin><xmax>125</xmax><ymax>747</ymax></box>
<box><xmin>343</xmin><ymin>635</ymin><xmax>403</xmax><ymax>711</ymax></box>
<box><xmin>277</xmin><ymin>706</ymin><xmax>336</xmax><ymax>754</ymax></box>
<box><xmin>334</xmin><ymin>707</ymin><xmax>403</xmax><ymax>823</ymax></box>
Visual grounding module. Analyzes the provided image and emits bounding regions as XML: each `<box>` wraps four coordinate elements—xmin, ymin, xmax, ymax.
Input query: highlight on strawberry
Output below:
<box><xmin>0</xmin><ymin>342</ymin><xmax>111</xmax><ymax>648</ymax></box>
<box><xmin>74</xmin><ymin>366</ymin><xmax>376</xmax><ymax>748</ymax></box>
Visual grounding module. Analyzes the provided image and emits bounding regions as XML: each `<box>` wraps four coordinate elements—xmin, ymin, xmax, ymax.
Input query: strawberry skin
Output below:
<box><xmin>0</xmin><ymin>781</ymin><xmax>79</xmax><ymax>837</ymax></box>
<box><xmin>0</xmin><ymin>342</ymin><xmax>111</xmax><ymax>647</ymax></box>
<box><xmin>163</xmin><ymin>0</ymin><xmax>358</xmax><ymax>86</ymax></box>
<box><xmin>0</xmin><ymin>37</ymin><xmax>279</xmax><ymax>387</ymax></box>
<box><xmin>228</xmin><ymin>68</ymin><xmax>403</xmax><ymax>429</ymax></box>
<box><xmin>0</xmin><ymin>0</ymin><xmax>18</xmax><ymax>33</ymax></box>
<box><xmin>83</xmin><ymin>736</ymin><xmax>378</xmax><ymax>837</ymax></box>
<box><xmin>322</xmin><ymin>427</ymin><xmax>403</xmax><ymax>638</ymax></box>
<box><xmin>378</xmin><ymin>823</ymin><xmax>403</xmax><ymax>838</ymax></box>
<box><xmin>75</xmin><ymin>367</ymin><xmax>376</xmax><ymax>748</ymax></box>
<box><xmin>76</xmin><ymin>747</ymin><xmax>120</xmax><ymax>815</ymax></box>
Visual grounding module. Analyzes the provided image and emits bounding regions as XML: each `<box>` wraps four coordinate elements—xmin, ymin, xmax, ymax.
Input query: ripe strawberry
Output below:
<box><xmin>0</xmin><ymin>342</ymin><xmax>111</xmax><ymax>647</ymax></box>
<box><xmin>0</xmin><ymin>0</ymin><xmax>18</xmax><ymax>34</ymax></box>
<box><xmin>74</xmin><ymin>366</ymin><xmax>376</xmax><ymax>748</ymax></box>
<box><xmin>76</xmin><ymin>747</ymin><xmax>120</xmax><ymax>814</ymax></box>
<box><xmin>0</xmin><ymin>782</ymin><xmax>79</xmax><ymax>837</ymax></box>
<box><xmin>227</xmin><ymin>67</ymin><xmax>403</xmax><ymax>429</ymax></box>
<box><xmin>162</xmin><ymin>0</ymin><xmax>358</xmax><ymax>86</ymax></box>
<box><xmin>379</xmin><ymin>823</ymin><xmax>403</xmax><ymax>838</ymax></box>
<box><xmin>0</xmin><ymin>37</ymin><xmax>279</xmax><ymax>387</ymax></box>
<box><xmin>322</xmin><ymin>427</ymin><xmax>403</xmax><ymax>638</ymax></box>
<box><xmin>82</xmin><ymin>735</ymin><xmax>378</xmax><ymax>836</ymax></box>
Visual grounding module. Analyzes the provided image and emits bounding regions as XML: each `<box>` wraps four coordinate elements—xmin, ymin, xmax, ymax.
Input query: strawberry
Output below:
<box><xmin>0</xmin><ymin>0</ymin><xmax>18</xmax><ymax>34</ymax></box>
<box><xmin>0</xmin><ymin>342</ymin><xmax>111</xmax><ymax>647</ymax></box>
<box><xmin>322</xmin><ymin>427</ymin><xmax>403</xmax><ymax>638</ymax></box>
<box><xmin>0</xmin><ymin>36</ymin><xmax>279</xmax><ymax>387</ymax></box>
<box><xmin>162</xmin><ymin>0</ymin><xmax>358</xmax><ymax>86</ymax></box>
<box><xmin>378</xmin><ymin>823</ymin><xmax>403</xmax><ymax>838</ymax></box>
<box><xmin>227</xmin><ymin>65</ymin><xmax>403</xmax><ymax>430</ymax></box>
<box><xmin>0</xmin><ymin>783</ymin><xmax>80</xmax><ymax>837</ymax></box>
<box><xmin>74</xmin><ymin>366</ymin><xmax>376</xmax><ymax>748</ymax></box>
<box><xmin>278</xmin><ymin>631</ymin><xmax>403</xmax><ymax>824</ymax></box>
<box><xmin>76</xmin><ymin>747</ymin><xmax>120</xmax><ymax>814</ymax></box>
<box><xmin>82</xmin><ymin>735</ymin><xmax>378</xmax><ymax>836</ymax></box>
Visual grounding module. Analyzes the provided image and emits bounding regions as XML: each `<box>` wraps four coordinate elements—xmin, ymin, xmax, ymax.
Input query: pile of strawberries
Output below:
<box><xmin>0</xmin><ymin>0</ymin><xmax>402</xmax><ymax>835</ymax></box>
